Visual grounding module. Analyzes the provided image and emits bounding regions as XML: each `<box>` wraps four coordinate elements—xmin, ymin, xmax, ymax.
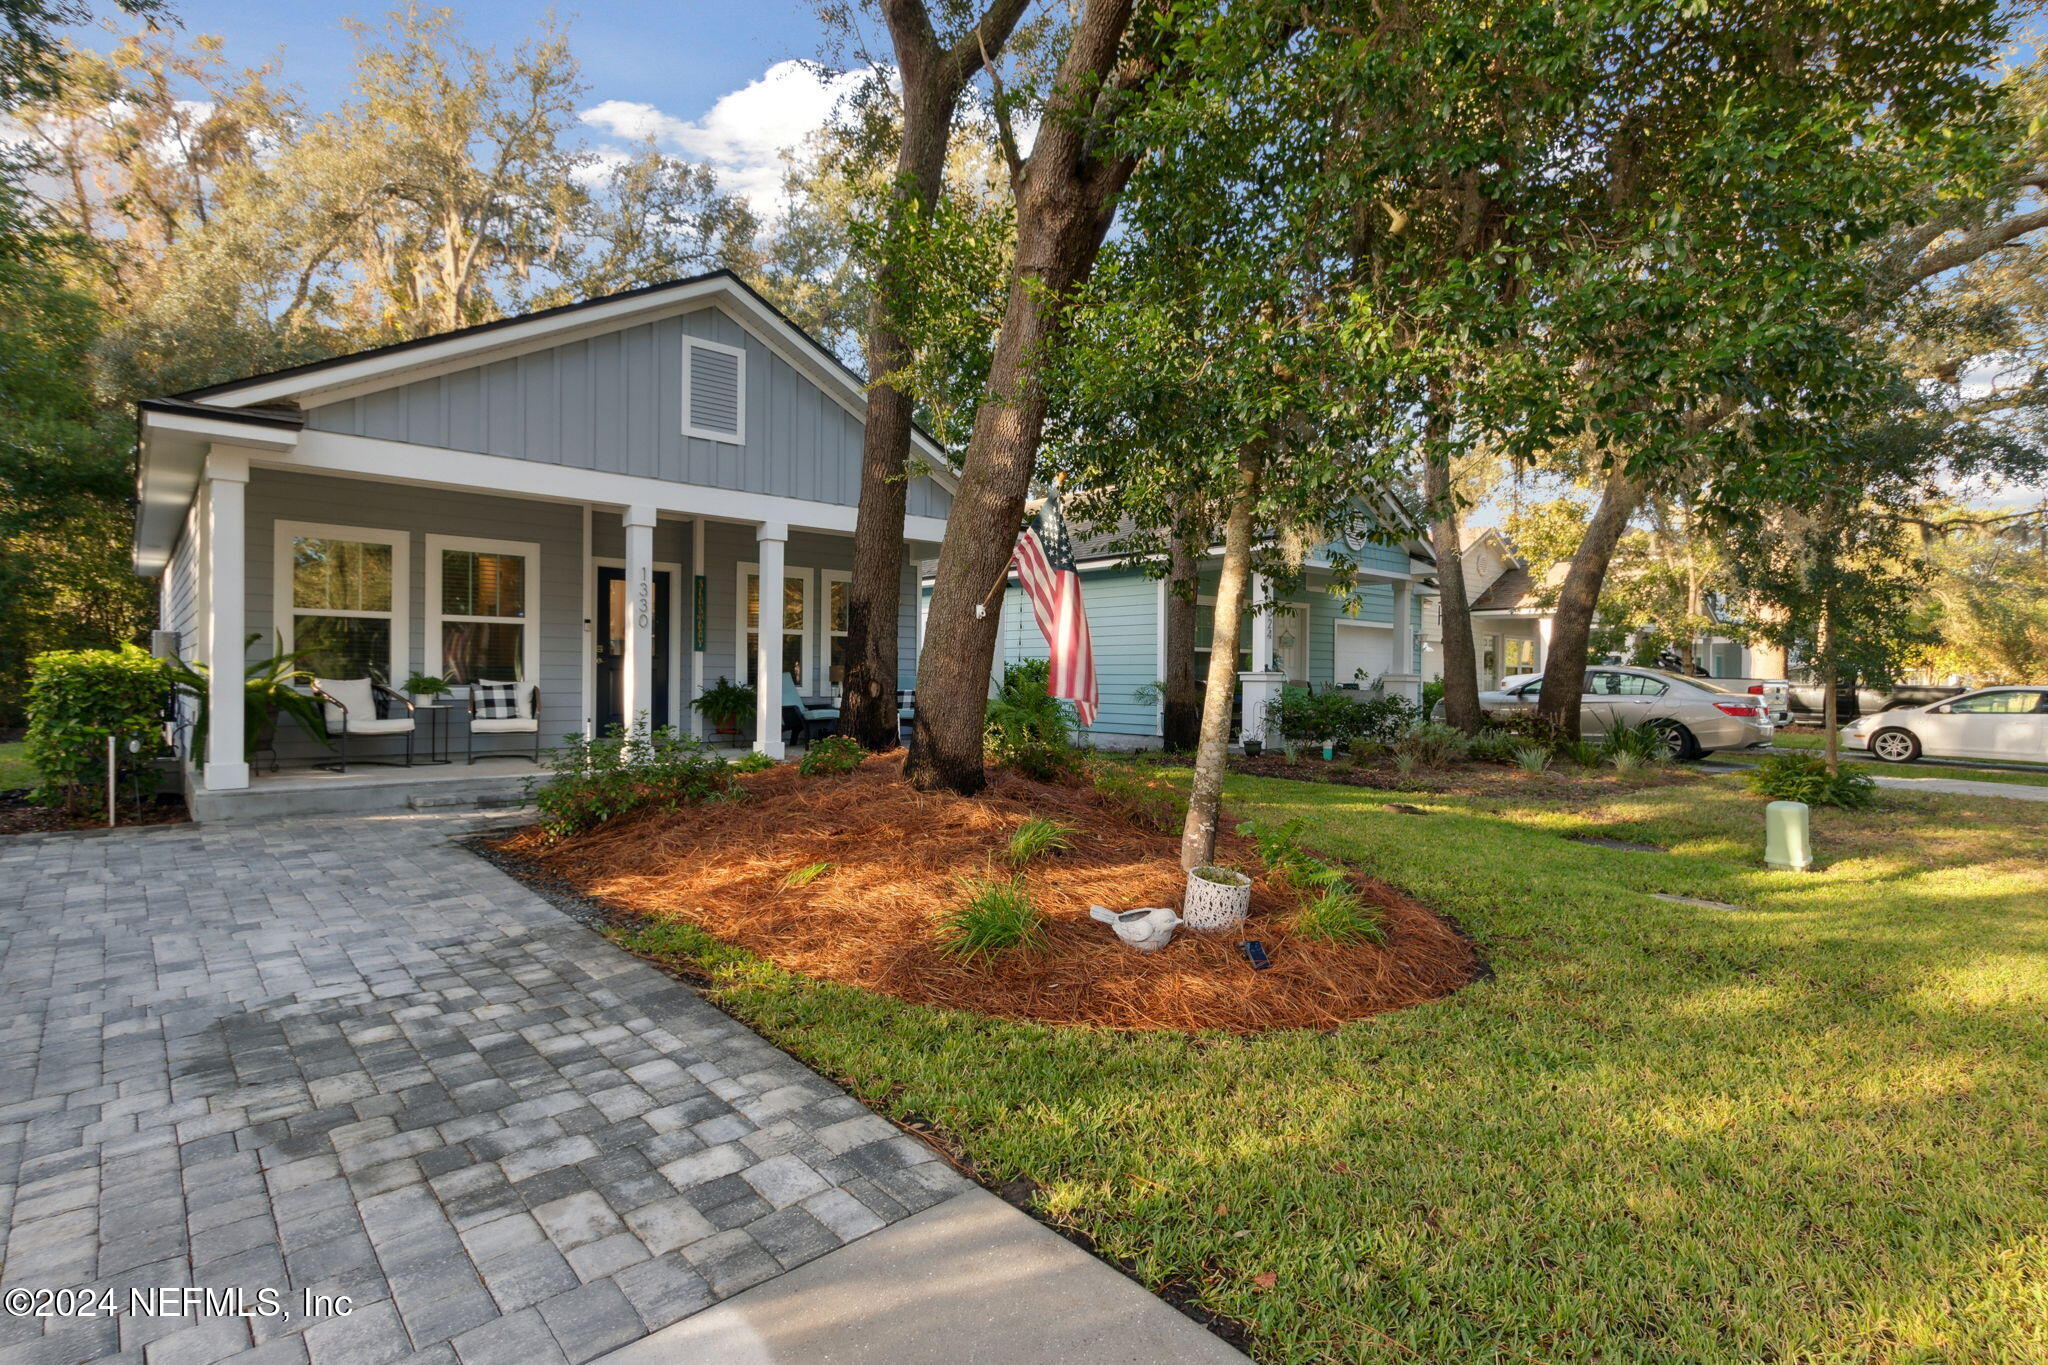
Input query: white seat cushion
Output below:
<box><xmin>471</xmin><ymin>718</ymin><xmax>538</xmax><ymax>734</ymax></box>
<box><xmin>315</xmin><ymin>677</ymin><xmax>378</xmax><ymax>729</ymax></box>
<box><xmin>341</xmin><ymin>717</ymin><xmax>415</xmax><ymax>735</ymax></box>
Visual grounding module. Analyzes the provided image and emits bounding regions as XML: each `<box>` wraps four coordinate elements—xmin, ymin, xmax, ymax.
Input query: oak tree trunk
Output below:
<box><xmin>1161</xmin><ymin>525</ymin><xmax>1203</xmax><ymax>751</ymax></box>
<box><xmin>1180</xmin><ymin>447</ymin><xmax>1261</xmax><ymax>869</ymax></box>
<box><xmin>906</xmin><ymin>0</ymin><xmax>1143</xmax><ymax>794</ymax></box>
<box><xmin>840</xmin><ymin>0</ymin><xmax>1033</xmax><ymax>750</ymax></box>
<box><xmin>1424</xmin><ymin>446</ymin><xmax>1482</xmax><ymax>733</ymax></box>
<box><xmin>1535</xmin><ymin>463</ymin><xmax>1649</xmax><ymax>738</ymax></box>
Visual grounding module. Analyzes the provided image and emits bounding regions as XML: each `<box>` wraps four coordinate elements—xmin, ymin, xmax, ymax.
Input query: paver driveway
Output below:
<box><xmin>0</xmin><ymin>813</ymin><xmax>966</xmax><ymax>1364</ymax></box>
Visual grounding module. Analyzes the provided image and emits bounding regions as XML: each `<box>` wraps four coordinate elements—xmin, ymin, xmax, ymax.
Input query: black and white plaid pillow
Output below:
<box><xmin>472</xmin><ymin>681</ymin><xmax>520</xmax><ymax>719</ymax></box>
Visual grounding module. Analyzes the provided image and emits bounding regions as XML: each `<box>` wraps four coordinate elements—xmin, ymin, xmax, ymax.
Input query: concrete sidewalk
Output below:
<box><xmin>598</xmin><ymin>1187</ymin><xmax>1248</xmax><ymax>1365</ymax></box>
<box><xmin>1706</xmin><ymin>764</ymin><xmax>2048</xmax><ymax>803</ymax></box>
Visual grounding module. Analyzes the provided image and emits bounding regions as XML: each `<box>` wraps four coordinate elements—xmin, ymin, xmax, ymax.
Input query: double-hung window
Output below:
<box><xmin>275</xmin><ymin>522</ymin><xmax>408</xmax><ymax>682</ymax></box>
<box><xmin>428</xmin><ymin>535</ymin><xmax>539</xmax><ymax>685</ymax></box>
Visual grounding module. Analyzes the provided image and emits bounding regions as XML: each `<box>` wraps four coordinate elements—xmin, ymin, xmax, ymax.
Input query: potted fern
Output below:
<box><xmin>402</xmin><ymin>671</ymin><xmax>453</xmax><ymax>705</ymax></box>
<box><xmin>691</xmin><ymin>677</ymin><xmax>756</xmax><ymax>736</ymax></box>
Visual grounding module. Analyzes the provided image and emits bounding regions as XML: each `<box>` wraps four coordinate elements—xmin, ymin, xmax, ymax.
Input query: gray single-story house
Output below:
<box><xmin>133</xmin><ymin>271</ymin><xmax>953</xmax><ymax>816</ymax></box>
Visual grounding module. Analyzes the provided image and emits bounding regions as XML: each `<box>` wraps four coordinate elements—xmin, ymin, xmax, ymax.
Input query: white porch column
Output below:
<box><xmin>1385</xmin><ymin>579</ymin><xmax>1421</xmax><ymax>706</ymax></box>
<box><xmin>1237</xmin><ymin>573</ymin><xmax>1285</xmax><ymax>748</ymax></box>
<box><xmin>203</xmin><ymin>448</ymin><xmax>250</xmax><ymax>790</ymax></box>
<box><xmin>1536</xmin><ymin>615</ymin><xmax>1554</xmax><ymax>671</ymax></box>
<box><xmin>1249</xmin><ymin>573</ymin><xmax>1275</xmax><ymax>673</ymax></box>
<box><xmin>622</xmin><ymin>505</ymin><xmax>657</xmax><ymax>734</ymax></box>
<box><xmin>755</xmin><ymin>522</ymin><xmax>788</xmax><ymax>759</ymax></box>
<box><xmin>688</xmin><ymin>516</ymin><xmax>706</xmax><ymax>738</ymax></box>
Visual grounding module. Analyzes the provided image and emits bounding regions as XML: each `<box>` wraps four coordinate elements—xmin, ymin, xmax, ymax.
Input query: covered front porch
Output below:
<box><xmin>158</xmin><ymin>459</ymin><xmax>934</xmax><ymax>818</ymax></box>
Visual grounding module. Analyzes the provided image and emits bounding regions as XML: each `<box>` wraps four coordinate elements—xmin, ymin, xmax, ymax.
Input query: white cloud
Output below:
<box><xmin>581</xmin><ymin>60</ymin><xmax>881</xmax><ymax>216</ymax></box>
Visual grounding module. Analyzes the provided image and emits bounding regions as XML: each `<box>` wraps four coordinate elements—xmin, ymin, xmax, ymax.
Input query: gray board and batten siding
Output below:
<box><xmin>303</xmin><ymin>306</ymin><xmax>953</xmax><ymax>521</ymax></box>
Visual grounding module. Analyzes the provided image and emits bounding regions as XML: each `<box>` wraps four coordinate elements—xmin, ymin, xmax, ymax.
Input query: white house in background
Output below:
<box><xmin>1421</xmin><ymin>526</ymin><xmax>1761</xmax><ymax>690</ymax></box>
<box><xmin>132</xmin><ymin>270</ymin><xmax>955</xmax><ymax>820</ymax></box>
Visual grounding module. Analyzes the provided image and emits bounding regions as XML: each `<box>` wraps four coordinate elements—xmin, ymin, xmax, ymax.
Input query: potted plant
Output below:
<box><xmin>165</xmin><ymin>633</ymin><xmax>329</xmax><ymax>760</ymax></box>
<box><xmin>402</xmin><ymin>671</ymin><xmax>452</xmax><ymax>705</ymax></box>
<box><xmin>691</xmin><ymin>677</ymin><xmax>756</xmax><ymax>736</ymax></box>
<box><xmin>1241</xmin><ymin>737</ymin><xmax>1263</xmax><ymax>758</ymax></box>
<box><xmin>1183</xmin><ymin>863</ymin><xmax>1252</xmax><ymax>932</ymax></box>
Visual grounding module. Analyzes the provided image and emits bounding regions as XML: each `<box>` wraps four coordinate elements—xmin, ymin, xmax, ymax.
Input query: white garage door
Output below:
<box><xmin>1333</xmin><ymin>621</ymin><xmax>1394</xmax><ymax>687</ymax></box>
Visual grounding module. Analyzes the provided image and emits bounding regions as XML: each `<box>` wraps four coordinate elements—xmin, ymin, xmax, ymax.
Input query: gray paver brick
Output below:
<box><xmin>0</xmin><ymin>812</ymin><xmax>957</xmax><ymax>1363</ymax></box>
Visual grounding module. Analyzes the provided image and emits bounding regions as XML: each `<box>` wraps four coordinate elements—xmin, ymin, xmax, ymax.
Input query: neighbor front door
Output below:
<box><xmin>596</xmin><ymin>566</ymin><xmax>672</xmax><ymax>734</ymax></box>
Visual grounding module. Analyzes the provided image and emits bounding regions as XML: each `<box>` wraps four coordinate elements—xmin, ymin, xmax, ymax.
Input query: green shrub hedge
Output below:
<box><xmin>1744</xmin><ymin>752</ymin><xmax>1877</xmax><ymax>809</ymax></box>
<box><xmin>24</xmin><ymin>646</ymin><xmax>169</xmax><ymax>813</ymax></box>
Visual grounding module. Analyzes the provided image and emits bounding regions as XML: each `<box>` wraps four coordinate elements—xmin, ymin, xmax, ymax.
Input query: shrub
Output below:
<box><xmin>531</xmin><ymin>726</ymin><xmax>730</xmax><ymax>839</ymax></box>
<box><xmin>1292</xmin><ymin>879</ymin><xmax>1388</xmax><ymax>945</ymax></box>
<box><xmin>937</xmin><ymin>875</ymin><xmax>1042</xmax><ymax>961</ymax></box>
<box><xmin>1560</xmin><ymin>739</ymin><xmax>1602</xmax><ymax>768</ymax></box>
<box><xmin>1005</xmin><ymin>816</ymin><xmax>1073</xmax><ymax>867</ymax></box>
<box><xmin>1600</xmin><ymin>720</ymin><xmax>1669</xmax><ymax>764</ymax></box>
<box><xmin>24</xmin><ymin>646</ymin><xmax>170</xmax><ymax>813</ymax></box>
<box><xmin>730</xmin><ymin>750</ymin><xmax>777</xmax><ymax>773</ymax></box>
<box><xmin>797</xmin><ymin>734</ymin><xmax>864</xmax><ymax>776</ymax></box>
<box><xmin>1745</xmin><ymin>753</ymin><xmax>1877</xmax><ymax>809</ymax></box>
<box><xmin>1609</xmin><ymin>751</ymin><xmax>1647</xmax><ymax>774</ymax></box>
<box><xmin>1513</xmin><ymin>745</ymin><xmax>1552</xmax><ymax>773</ymax></box>
<box><xmin>1349</xmin><ymin>691</ymin><xmax>1421</xmax><ymax>746</ymax></box>
<box><xmin>1465</xmin><ymin>728</ymin><xmax>1522</xmax><ymax>764</ymax></box>
<box><xmin>1089</xmin><ymin>761</ymin><xmax>1187</xmax><ymax>833</ymax></box>
<box><xmin>1486</xmin><ymin>710</ymin><xmax>1572</xmax><ymax>750</ymax></box>
<box><xmin>1240</xmin><ymin>817</ymin><xmax>1319</xmax><ymax>885</ymax></box>
<box><xmin>1392</xmin><ymin>751</ymin><xmax>1419</xmax><ymax>775</ymax></box>
<box><xmin>1421</xmin><ymin>678</ymin><xmax>1445</xmax><ymax>716</ymax></box>
<box><xmin>985</xmin><ymin>661</ymin><xmax>1076</xmax><ymax>779</ymax></box>
<box><xmin>1394</xmin><ymin>721</ymin><xmax>1469</xmax><ymax>767</ymax></box>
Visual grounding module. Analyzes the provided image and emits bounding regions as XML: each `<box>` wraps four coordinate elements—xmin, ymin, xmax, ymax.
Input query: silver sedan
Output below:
<box><xmin>1441</xmin><ymin>666</ymin><xmax>1775</xmax><ymax>760</ymax></box>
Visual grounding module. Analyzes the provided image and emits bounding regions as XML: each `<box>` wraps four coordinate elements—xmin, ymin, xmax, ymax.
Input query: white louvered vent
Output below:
<box><xmin>684</xmin><ymin>338</ymin><xmax>745</xmax><ymax>444</ymax></box>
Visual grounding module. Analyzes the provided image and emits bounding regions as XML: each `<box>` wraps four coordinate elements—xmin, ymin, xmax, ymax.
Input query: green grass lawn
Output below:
<box><xmin>613</xmin><ymin>770</ymin><xmax>2048</xmax><ymax>1362</ymax></box>
<box><xmin>0</xmin><ymin>740</ymin><xmax>32</xmax><ymax>790</ymax></box>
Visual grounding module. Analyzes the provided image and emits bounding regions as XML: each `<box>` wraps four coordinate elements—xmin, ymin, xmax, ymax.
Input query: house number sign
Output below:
<box><xmin>693</xmin><ymin>575</ymin><xmax>707</xmax><ymax>651</ymax></box>
<box><xmin>634</xmin><ymin>566</ymin><xmax>651</xmax><ymax>632</ymax></box>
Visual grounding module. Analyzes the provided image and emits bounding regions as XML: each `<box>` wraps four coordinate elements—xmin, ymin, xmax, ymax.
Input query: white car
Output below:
<box><xmin>1841</xmin><ymin>686</ymin><xmax>2048</xmax><ymax>763</ymax></box>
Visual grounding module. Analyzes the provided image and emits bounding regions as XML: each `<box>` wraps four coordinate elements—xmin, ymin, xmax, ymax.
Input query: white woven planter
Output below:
<box><xmin>1183</xmin><ymin>865</ymin><xmax>1252</xmax><ymax>933</ymax></box>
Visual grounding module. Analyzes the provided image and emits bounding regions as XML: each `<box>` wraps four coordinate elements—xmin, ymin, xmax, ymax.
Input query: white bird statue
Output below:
<box><xmin>1089</xmin><ymin>905</ymin><xmax>1183</xmax><ymax>955</ymax></box>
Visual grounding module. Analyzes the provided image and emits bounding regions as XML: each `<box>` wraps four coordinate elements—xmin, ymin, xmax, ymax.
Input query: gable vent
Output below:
<box><xmin>684</xmin><ymin>338</ymin><xmax>745</xmax><ymax>443</ymax></box>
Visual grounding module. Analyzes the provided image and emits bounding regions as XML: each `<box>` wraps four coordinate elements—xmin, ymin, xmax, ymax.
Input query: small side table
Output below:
<box><xmin>412</xmin><ymin>706</ymin><xmax>455</xmax><ymax>765</ymax></box>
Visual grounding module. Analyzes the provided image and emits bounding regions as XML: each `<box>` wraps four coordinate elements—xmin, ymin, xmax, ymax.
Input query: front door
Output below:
<box><xmin>596</xmin><ymin>566</ymin><xmax>672</xmax><ymax>734</ymax></box>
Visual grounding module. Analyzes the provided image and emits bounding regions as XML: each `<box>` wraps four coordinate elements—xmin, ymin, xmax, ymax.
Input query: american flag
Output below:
<box><xmin>1011</xmin><ymin>487</ymin><xmax>1098</xmax><ymax>727</ymax></box>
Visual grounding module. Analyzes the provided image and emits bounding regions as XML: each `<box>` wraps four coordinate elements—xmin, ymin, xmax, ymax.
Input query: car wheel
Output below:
<box><xmin>1652</xmin><ymin>720</ymin><xmax>1699</xmax><ymax>762</ymax></box>
<box><xmin>1870</xmin><ymin>728</ymin><xmax>1920</xmax><ymax>764</ymax></box>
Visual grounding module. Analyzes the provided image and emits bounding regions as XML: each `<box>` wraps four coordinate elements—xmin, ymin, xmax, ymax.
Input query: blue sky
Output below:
<box><xmin>65</xmin><ymin>1</ymin><xmax>875</xmax><ymax>210</ymax></box>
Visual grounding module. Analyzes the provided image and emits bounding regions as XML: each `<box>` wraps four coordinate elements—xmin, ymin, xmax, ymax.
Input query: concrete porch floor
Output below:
<box><xmin>189</xmin><ymin>739</ymin><xmax>770</xmax><ymax>824</ymax></box>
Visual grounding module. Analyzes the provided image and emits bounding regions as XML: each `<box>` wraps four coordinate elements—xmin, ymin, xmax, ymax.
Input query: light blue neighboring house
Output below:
<box><xmin>925</xmin><ymin>516</ymin><xmax>1438</xmax><ymax>750</ymax></box>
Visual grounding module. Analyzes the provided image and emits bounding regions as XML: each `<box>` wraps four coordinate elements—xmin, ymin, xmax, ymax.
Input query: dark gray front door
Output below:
<box><xmin>596</xmin><ymin>566</ymin><xmax>672</xmax><ymax>734</ymax></box>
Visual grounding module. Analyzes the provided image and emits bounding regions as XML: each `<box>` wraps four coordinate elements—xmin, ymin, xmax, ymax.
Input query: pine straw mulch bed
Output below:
<box><xmin>493</xmin><ymin>755</ymin><xmax>1476</xmax><ymax>1034</ymax></box>
<box><xmin>1223</xmin><ymin>752</ymin><xmax>1702</xmax><ymax>801</ymax></box>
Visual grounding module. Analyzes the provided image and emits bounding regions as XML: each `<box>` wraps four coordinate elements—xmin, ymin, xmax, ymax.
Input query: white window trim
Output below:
<box><xmin>683</xmin><ymin>335</ymin><xmax>747</xmax><ymax>445</ymax></box>
<box><xmin>819</xmin><ymin>569</ymin><xmax>851</xmax><ymax>691</ymax></box>
<box><xmin>425</xmin><ymin>533</ymin><xmax>540</xmax><ymax>691</ymax></box>
<box><xmin>737</xmin><ymin>561</ymin><xmax>820</xmax><ymax>695</ymax></box>
<box><xmin>273</xmin><ymin>519</ymin><xmax>410</xmax><ymax>684</ymax></box>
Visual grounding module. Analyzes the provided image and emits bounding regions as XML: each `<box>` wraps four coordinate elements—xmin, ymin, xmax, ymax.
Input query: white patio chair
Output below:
<box><xmin>310</xmin><ymin>677</ymin><xmax>415</xmax><ymax>771</ymax></box>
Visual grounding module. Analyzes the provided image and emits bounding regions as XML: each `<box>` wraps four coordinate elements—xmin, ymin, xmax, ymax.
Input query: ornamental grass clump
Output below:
<box><xmin>1746</xmin><ymin>752</ymin><xmax>1877</xmax><ymax>809</ymax></box>
<box><xmin>1601</xmin><ymin>720</ymin><xmax>1670</xmax><ymax>765</ymax></box>
<box><xmin>1006</xmin><ymin>816</ymin><xmax>1074</xmax><ymax>867</ymax></box>
<box><xmin>1513</xmin><ymin>745</ymin><xmax>1552</xmax><ymax>774</ymax></box>
<box><xmin>937</xmin><ymin>875</ymin><xmax>1043</xmax><ymax>962</ymax></box>
<box><xmin>1292</xmin><ymin>879</ymin><xmax>1389</xmax><ymax>945</ymax></box>
<box><xmin>782</xmin><ymin>860</ymin><xmax>833</xmax><ymax>889</ymax></box>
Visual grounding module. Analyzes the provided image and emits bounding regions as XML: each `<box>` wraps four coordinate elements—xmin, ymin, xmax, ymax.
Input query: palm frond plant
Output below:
<box><xmin>164</xmin><ymin>633</ymin><xmax>329</xmax><ymax>761</ymax></box>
